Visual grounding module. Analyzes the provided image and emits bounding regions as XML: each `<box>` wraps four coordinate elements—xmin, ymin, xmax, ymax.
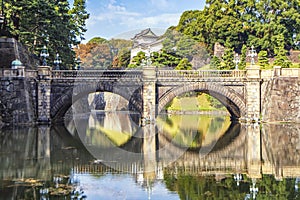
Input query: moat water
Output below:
<box><xmin>0</xmin><ymin>111</ymin><xmax>300</xmax><ymax>199</ymax></box>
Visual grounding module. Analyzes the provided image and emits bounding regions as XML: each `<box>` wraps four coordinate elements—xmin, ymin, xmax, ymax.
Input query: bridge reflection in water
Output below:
<box><xmin>0</xmin><ymin>112</ymin><xmax>300</xmax><ymax>199</ymax></box>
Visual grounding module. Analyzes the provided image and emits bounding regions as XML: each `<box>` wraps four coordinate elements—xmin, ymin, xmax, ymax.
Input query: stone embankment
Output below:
<box><xmin>0</xmin><ymin>77</ymin><xmax>37</xmax><ymax>125</ymax></box>
<box><xmin>262</xmin><ymin>77</ymin><xmax>300</xmax><ymax>123</ymax></box>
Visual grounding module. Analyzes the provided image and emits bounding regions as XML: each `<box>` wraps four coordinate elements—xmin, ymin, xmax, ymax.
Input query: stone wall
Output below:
<box><xmin>262</xmin><ymin>77</ymin><xmax>300</xmax><ymax>122</ymax></box>
<box><xmin>0</xmin><ymin>77</ymin><xmax>37</xmax><ymax>125</ymax></box>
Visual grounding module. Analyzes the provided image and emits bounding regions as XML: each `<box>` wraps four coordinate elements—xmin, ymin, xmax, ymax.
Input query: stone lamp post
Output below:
<box><xmin>0</xmin><ymin>0</ymin><xmax>4</xmax><ymax>26</ymax></box>
<box><xmin>75</xmin><ymin>56</ymin><xmax>82</xmax><ymax>70</ymax></box>
<box><xmin>53</xmin><ymin>53</ymin><xmax>62</xmax><ymax>70</ymax></box>
<box><xmin>234</xmin><ymin>53</ymin><xmax>240</xmax><ymax>70</ymax></box>
<box><xmin>248</xmin><ymin>45</ymin><xmax>257</xmax><ymax>66</ymax></box>
<box><xmin>11</xmin><ymin>59</ymin><xmax>25</xmax><ymax>77</ymax></box>
<box><xmin>40</xmin><ymin>45</ymin><xmax>49</xmax><ymax>66</ymax></box>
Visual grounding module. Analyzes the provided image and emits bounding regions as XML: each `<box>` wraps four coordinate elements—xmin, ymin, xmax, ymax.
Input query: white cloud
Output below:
<box><xmin>149</xmin><ymin>0</ymin><xmax>173</xmax><ymax>10</ymax></box>
<box><xmin>107</xmin><ymin>2</ymin><xmax>126</xmax><ymax>12</ymax></box>
<box><xmin>86</xmin><ymin>0</ymin><xmax>140</xmax><ymax>26</ymax></box>
<box><xmin>122</xmin><ymin>13</ymin><xmax>181</xmax><ymax>28</ymax></box>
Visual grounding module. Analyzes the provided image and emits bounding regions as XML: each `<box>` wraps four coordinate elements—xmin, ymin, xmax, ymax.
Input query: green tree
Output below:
<box><xmin>239</xmin><ymin>44</ymin><xmax>247</xmax><ymax>69</ymax></box>
<box><xmin>273</xmin><ymin>34</ymin><xmax>292</xmax><ymax>68</ymax></box>
<box><xmin>162</xmin><ymin>28</ymin><xmax>199</xmax><ymax>63</ymax></box>
<box><xmin>84</xmin><ymin>43</ymin><xmax>112</xmax><ymax>69</ymax></box>
<box><xmin>128</xmin><ymin>51</ymin><xmax>145</xmax><ymax>68</ymax></box>
<box><xmin>246</xmin><ymin>0</ymin><xmax>300</xmax><ymax>54</ymax></box>
<box><xmin>112</xmin><ymin>49</ymin><xmax>131</xmax><ymax>69</ymax></box>
<box><xmin>175</xmin><ymin>58</ymin><xmax>192</xmax><ymax>70</ymax></box>
<box><xmin>1</xmin><ymin>0</ymin><xmax>89</xmax><ymax>69</ymax></box>
<box><xmin>258</xmin><ymin>50</ymin><xmax>270</xmax><ymax>69</ymax></box>
<box><xmin>175</xmin><ymin>0</ymin><xmax>300</xmax><ymax>60</ymax></box>
<box><xmin>221</xmin><ymin>41</ymin><xmax>235</xmax><ymax>70</ymax></box>
<box><xmin>69</xmin><ymin>0</ymin><xmax>90</xmax><ymax>41</ymax></box>
<box><xmin>88</xmin><ymin>37</ymin><xmax>108</xmax><ymax>44</ymax></box>
<box><xmin>210</xmin><ymin>56</ymin><xmax>221</xmax><ymax>69</ymax></box>
<box><xmin>151</xmin><ymin>50</ymin><xmax>180</xmax><ymax>68</ymax></box>
<box><xmin>176</xmin><ymin>34</ymin><xmax>197</xmax><ymax>61</ymax></box>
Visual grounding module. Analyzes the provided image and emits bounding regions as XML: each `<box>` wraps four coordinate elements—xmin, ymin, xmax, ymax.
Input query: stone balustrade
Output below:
<box><xmin>157</xmin><ymin>69</ymin><xmax>247</xmax><ymax>79</ymax></box>
<box><xmin>1</xmin><ymin>67</ymin><xmax>299</xmax><ymax>79</ymax></box>
<box><xmin>51</xmin><ymin>69</ymin><xmax>143</xmax><ymax>80</ymax></box>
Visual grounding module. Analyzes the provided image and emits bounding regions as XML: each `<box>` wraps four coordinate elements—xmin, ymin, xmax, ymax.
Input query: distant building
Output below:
<box><xmin>130</xmin><ymin>28</ymin><xmax>163</xmax><ymax>59</ymax></box>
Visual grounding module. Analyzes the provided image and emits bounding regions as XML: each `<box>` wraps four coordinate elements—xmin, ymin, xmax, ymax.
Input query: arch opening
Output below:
<box><xmin>51</xmin><ymin>85</ymin><xmax>142</xmax><ymax>123</ymax></box>
<box><xmin>163</xmin><ymin>91</ymin><xmax>229</xmax><ymax>115</ymax></box>
<box><xmin>158</xmin><ymin>83</ymin><xmax>246</xmax><ymax>120</ymax></box>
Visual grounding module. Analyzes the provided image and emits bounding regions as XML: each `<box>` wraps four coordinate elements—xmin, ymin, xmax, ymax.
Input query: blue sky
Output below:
<box><xmin>69</xmin><ymin>0</ymin><xmax>205</xmax><ymax>42</ymax></box>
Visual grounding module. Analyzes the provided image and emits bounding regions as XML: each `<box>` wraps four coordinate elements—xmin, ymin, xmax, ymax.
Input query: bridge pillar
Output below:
<box><xmin>246</xmin><ymin>65</ymin><xmax>261</xmax><ymax>122</ymax></box>
<box><xmin>142</xmin><ymin>66</ymin><xmax>157</xmax><ymax>125</ymax></box>
<box><xmin>37</xmin><ymin>66</ymin><xmax>51</xmax><ymax>124</ymax></box>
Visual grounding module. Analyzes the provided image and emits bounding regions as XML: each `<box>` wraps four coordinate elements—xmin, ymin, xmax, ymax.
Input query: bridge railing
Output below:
<box><xmin>281</xmin><ymin>68</ymin><xmax>299</xmax><ymax>77</ymax></box>
<box><xmin>260</xmin><ymin>70</ymin><xmax>273</xmax><ymax>79</ymax></box>
<box><xmin>0</xmin><ymin>69</ymin><xmax>38</xmax><ymax>78</ymax></box>
<box><xmin>51</xmin><ymin>70</ymin><xmax>143</xmax><ymax>80</ymax></box>
<box><xmin>261</xmin><ymin>68</ymin><xmax>300</xmax><ymax>79</ymax></box>
<box><xmin>157</xmin><ymin>70</ymin><xmax>247</xmax><ymax>80</ymax></box>
<box><xmin>26</xmin><ymin>70</ymin><xmax>38</xmax><ymax>78</ymax></box>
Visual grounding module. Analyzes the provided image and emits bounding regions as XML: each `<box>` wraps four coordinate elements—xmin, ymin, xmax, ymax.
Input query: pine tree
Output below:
<box><xmin>273</xmin><ymin>34</ymin><xmax>292</xmax><ymax>68</ymax></box>
<box><xmin>175</xmin><ymin>58</ymin><xmax>192</xmax><ymax>70</ymax></box>
<box><xmin>258</xmin><ymin>50</ymin><xmax>269</xmax><ymax>69</ymax></box>
<box><xmin>221</xmin><ymin>40</ymin><xmax>235</xmax><ymax>70</ymax></box>
<box><xmin>210</xmin><ymin>56</ymin><xmax>221</xmax><ymax>69</ymax></box>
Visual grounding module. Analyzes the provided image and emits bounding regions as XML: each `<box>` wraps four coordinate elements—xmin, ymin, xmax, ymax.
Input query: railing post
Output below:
<box><xmin>142</xmin><ymin>66</ymin><xmax>157</xmax><ymax>126</ymax></box>
<box><xmin>37</xmin><ymin>66</ymin><xmax>51</xmax><ymax>124</ymax></box>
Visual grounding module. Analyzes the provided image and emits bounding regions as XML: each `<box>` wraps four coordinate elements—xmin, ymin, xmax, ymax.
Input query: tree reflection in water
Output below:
<box><xmin>0</xmin><ymin>112</ymin><xmax>299</xmax><ymax>199</ymax></box>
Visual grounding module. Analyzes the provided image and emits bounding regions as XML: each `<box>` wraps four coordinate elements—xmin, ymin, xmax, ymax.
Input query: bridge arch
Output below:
<box><xmin>51</xmin><ymin>82</ymin><xmax>142</xmax><ymax>122</ymax></box>
<box><xmin>158</xmin><ymin>82</ymin><xmax>246</xmax><ymax>119</ymax></box>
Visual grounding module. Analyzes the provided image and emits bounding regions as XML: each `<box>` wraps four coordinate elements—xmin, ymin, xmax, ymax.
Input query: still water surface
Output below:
<box><xmin>0</xmin><ymin>111</ymin><xmax>300</xmax><ymax>199</ymax></box>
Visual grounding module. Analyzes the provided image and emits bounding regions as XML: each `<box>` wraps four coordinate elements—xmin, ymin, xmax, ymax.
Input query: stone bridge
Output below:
<box><xmin>0</xmin><ymin>66</ymin><xmax>299</xmax><ymax>125</ymax></box>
